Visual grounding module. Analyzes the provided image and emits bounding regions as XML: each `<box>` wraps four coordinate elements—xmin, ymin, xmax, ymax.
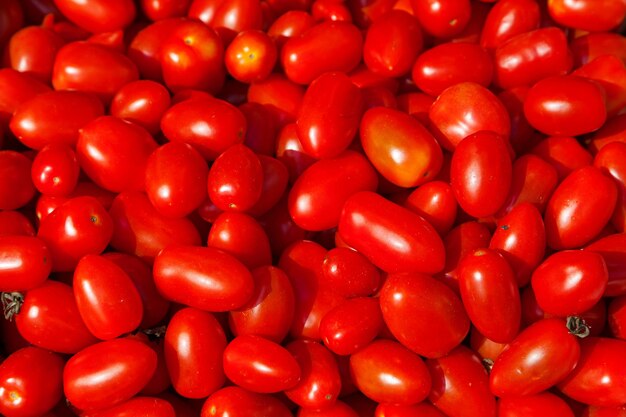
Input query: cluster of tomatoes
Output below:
<box><xmin>1</xmin><ymin>0</ymin><xmax>626</xmax><ymax>416</ymax></box>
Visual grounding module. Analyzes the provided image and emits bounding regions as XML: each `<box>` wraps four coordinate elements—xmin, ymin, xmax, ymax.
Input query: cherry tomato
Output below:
<box><xmin>110</xmin><ymin>80</ymin><xmax>172</xmax><ymax>135</ymax></box>
<box><xmin>439</xmin><ymin>221</ymin><xmax>492</xmax><ymax>289</ymax></box>
<box><xmin>53</xmin><ymin>0</ymin><xmax>136</xmax><ymax>33</ymax></box>
<box><xmin>530</xmin><ymin>136</ymin><xmax>593</xmax><ymax>182</ymax></box>
<box><xmin>498</xmin><ymin>392</ymin><xmax>575</xmax><ymax>417</ymax></box>
<box><xmin>548</xmin><ymin>0</ymin><xmax>626</xmax><ymax>32</ymax></box>
<box><xmin>573</xmin><ymin>55</ymin><xmax>626</xmax><ymax>118</ymax></box>
<box><xmin>225</xmin><ymin>30</ymin><xmax>278</xmax><ymax>83</ymax></box>
<box><xmin>81</xmin><ymin>397</ymin><xmax>176</xmax><ymax>417</ymax></box>
<box><xmin>194</xmin><ymin>0</ymin><xmax>264</xmax><ymax>44</ymax></box>
<box><xmin>30</xmin><ymin>144</ymin><xmax>79</xmax><ymax>197</ymax></box>
<box><xmin>411</xmin><ymin>0</ymin><xmax>471</xmax><ymax>39</ymax></box>
<box><xmin>0</xmin><ymin>211</ymin><xmax>35</xmax><ymax>237</ymax></box>
<box><xmin>374</xmin><ymin>402</ymin><xmax>448</xmax><ymax>417</ymax></box>
<box><xmin>585</xmin><ymin>233</ymin><xmax>626</xmax><ymax>296</ymax></box>
<box><xmin>0</xmin><ymin>151</ymin><xmax>35</xmax><ymax>211</ymax></box>
<box><xmin>0</xmin><ymin>236</ymin><xmax>50</xmax><ymax>292</ymax></box>
<box><xmin>208</xmin><ymin>212</ymin><xmax>272</xmax><ymax>268</ymax></box>
<box><xmin>248</xmin><ymin>154</ymin><xmax>289</xmax><ymax>216</ymax></box>
<box><xmin>141</xmin><ymin>0</ymin><xmax>191</xmax><ymax>20</ymax></box>
<box><xmin>8</xmin><ymin>23</ymin><xmax>65</xmax><ymax>83</ymax></box>
<box><xmin>298</xmin><ymin>401</ymin><xmax>358</xmax><ymax>417</ymax></box>
<box><xmin>595</xmin><ymin>142</ymin><xmax>626</xmax><ymax>233</ymax></box>
<box><xmin>480</xmin><ymin>0</ymin><xmax>541</xmax><ymax>50</ymax></box>
<box><xmin>0</xmin><ymin>68</ymin><xmax>50</xmax><ymax>127</ymax></box>
<box><xmin>201</xmin><ymin>386</ymin><xmax>293</xmax><ymax>417</ymax></box>
<box><xmin>570</xmin><ymin>32</ymin><xmax>626</xmax><ymax>68</ymax></box>
<box><xmin>320</xmin><ymin>247</ymin><xmax>381</xmax><ymax>297</ymax></box>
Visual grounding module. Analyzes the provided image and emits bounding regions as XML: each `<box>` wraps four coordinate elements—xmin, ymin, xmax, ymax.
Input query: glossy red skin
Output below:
<box><xmin>532</xmin><ymin>250</ymin><xmax>608</xmax><ymax>316</ymax></box>
<box><xmin>574</xmin><ymin>55</ymin><xmax>626</xmax><ymax>118</ymax></box>
<box><xmin>589</xmin><ymin>113</ymin><xmax>626</xmax><ymax>155</ymax></box>
<box><xmin>8</xmin><ymin>24</ymin><xmax>65</xmax><ymax>83</ymax></box>
<box><xmin>141</xmin><ymin>0</ymin><xmax>191</xmax><ymax>20</ymax></box>
<box><xmin>31</xmin><ymin>144</ymin><xmax>79</xmax><ymax>197</ymax></box>
<box><xmin>498</xmin><ymin>86</ymin><xmax>539</xmax><ymax>155</ymax></box>
<box><xmin>558</xmin><ymin>337</ymin><xmax>626</xmax><ymax>407</ymax></box>
<box><xmin>160</xmin><ymin>20</ymin><xmax>225</xmax><ymax>94</ymax></box>
<box><xmin>288</xmin><ymin>151</ymin><xmax>378</xmax><ymax>231</ymax></box>
<box><xmin>582</xmin><ymin>405</ymin><xmax>626</xmax><ymax>417</ymax></box>
<box><xmin>608</xmin><ymin>295</ymin><xmax>626</xmax><ymax>339</ymax></box>
<box><xmin>311</xmin><ymin>0</ymin><xmax>352</xmax><ymax>22</ymax></box>
<box><xmin>469</xmin><ymin>327</ymin><xmax>508</xmax><ymax>363</ymax></box>
<box><xmin>10</xmin><ymin>91</ymin><xmax>104</xmax><ymax>150</ymax></box>
<box><xmin>164</xmin><ymin>308</ymin><xmax>227</xmax><ymax>399</ymax></box>
<box><xmin>451</xmin><ymin>131</ymin><xmax>513</xmax><ymax>219</ymax></box>
<box><xmin>585</xmin><ymin>233</ymin><xmax>626</xmax><ymax>296</ymax></box>
<box><xmin>440</xmin><ymin>221</ymin><xmax>492</xmax><ymax>288</ymax></box>
<box><xmin>225</xmin><ymin>30</ymin><xmax>277</xmax><ymax>83</ymax></box>
<box><xmin>0</xmin><ymin>68</ymin><xmax>50</xmax><ymax>126</ymax></box>
<box><xmin>223</xmin><ymin>335</ymin><xmax>301</xmax><ymax>393</ymax></box>
<box><xmin>248</xmin><ymin>74</ymin><xmax>305</xmax><ymax>128</ymax></box>
<box><xmin>595</xmin><ymin>142</ymin><xmax>626</xmax><ymax>232</ymax></box>
<box><xmin>321</xmin><ymin>247</ymin><xmax>381</xmax><ymax>297</ymax></box>
<box><xmin>281</xmin><ymin>21</ymin><xmax>363</xmax><ymax>85</ymax></box>
<box><xmin>429</xmin><ymin>82</ymin><xmax>510</xmax><ymax>151</ymax></box>
<box><xmin>458</xmin><ymin>249</ymin><xmax>521</xmax><ymax>343</ymax></box>
<box><xmin>37</xmin><ymin>196</ymin><xmax>112</xmax><ymax>271</ymax></box>
<box><xmin>0</xmin><ymin>211</ymin><xmax>35</xmax><ymax>237</ymax></box>
<box><xmin>200</xmin><ymin>0</ymin><xmax>264</xmax><ymax>43</ymax></box>
<box><xmin>0</xmin><ymin>151</ymin><xmax>35</xmax><ymax>211</ymax></box>
<box><xmin>320</xmin><ymin>297</ymin><xmax>383</xmax><ymax>355</ymax></box>
<box><xmin>108</xmin><ymin>191</ymin><xmax>201</xmax><ymax>261</ymax></box>
<box><xmin>284</xmin><ymin>340</ymin><xmax>342</xmax><ymax>409</ymax></box>
<box><xmin>524</xmin><ymin>75</ymin><xmax>607</xmax><ymax>137</ymax></box>
<box><xmin>298</xmin><ymin>401</ymin><xmax>357</xmax><ymax>417</ymax></box>
<box><xmin>490</xmin><ymin>203</ymin><xmax>546</xmax><ymax>287</ymax></box>
<box><xmin>548</xmin><ymin>0</ymin><xmax>626</xmax><ymax>31</ymax></box>
<box><xmin>363</xmin><ymin>10</ymin><xmax>422</xmax><ymax>77</ymax></box>
<box><xmin>53</xmin><ymin>0</ymin><xmax>136</xmax><ymax>33</ymax></box>
<box><xmin>81</xmin><ymin>397</ymin><xmax>175</xmax><ymax>417</ymax></box>
<box><xmin>154</xmin><ymin>245</ymin><xmax>253</xmax><ymax>311</ymax></box>
<box><xmin>338</xmin><ymin>192</ymin><xmax>445</xmax><ymax>274</ymax></box>
<box><xmin>350</xmin><ymin>339</ymin><xmax>431</xmax><ymax>405</ymax></box>
<box><xmin>544</xmin><ymin>166</ymin><xmax>618</xmax><ymax>250</ymax></box>
<box><xmin>296</xmin><ymin>72</ymin><xmax>363</xmax><ymax>159</ymax></box>
<box><xmin>375</xmin><ymin>402</ymin><xmax>448</xmax><ymax>417</ymax></box>
<box><xmin>490</xmin><ymin>318</ymin><xmax>580</xmax><ymax>397</ymax></box>
<box><xmin>494</xmin><ymin>27</ymin><xmax>572</xmax><ymax>90</ymax></box>
<box><xmin>0</xmin><ymin>236</ymin><xmax>50</xmax><ymax>292</ymax></box>
<box><xmin>161</xmin><ymin>97</ymin><xmax>246</xmax><ymax>160</ymax></box>
<box><xmin>427</xmin><ymin>345</ymin><xmax>495</xmax><ymax>417</ymax></box>
<box><xmin>412</xmin><ymin>42</ymin><xmax>492</xmax><ymax>97</ymax></box>
<box><xmin>380</xmin><ymin>273</ymin><xmax>470</xmax><ymax>358</ymax></box>
<box><xmin>498</xmin><ymin>392</ymin><xmax>575</xmax><ymax>417</ymax></box>
<box><xmin>52</xmin><ymin>41</ymin><xmax>139</xmax><ymax>103</ymax></box>
<box><xmin>0</xmin><ymin>347</ymin><xmax>64</xmax><ymax>417</ymax></box>
<box><xmin>201</xmin><ymin>386</ymin><xmax>293</xmax><ymax>417</ymax></box>
<box><xmin>360</xmin><ymin>107</ymin><xmax>443</xmax><ymax>188</ymax></box>
<box><xmin>145</xmin><ymin>142</ymin><xmax>208</xmax><ymax>218</ymax></box>
<box><xmin>248</xmin><ymin>155</ymin><xmax>289</xmax><ymax>216</ymax></box>
<box><xmin>267</xmin><ymin>10</ymin><xmax>315</xmax><ymax>51</ymax></box>
<box><xmin>208</xmin><ymin>212</ymin><xmax>272</xmax><ymax>268</ymax></box>
<box><xmin>229</xmin><ymin>265</ymin><xmax>295</xmax><ymax>343</ymax></box>
<box><xmin>110</xmin><ymin>80</ymin><xmax>171</xmax><ymax>135</ymax></box>
<box><xmin>411</xmin><ymin>0</ymin><xmax>471</xmax><ymax>38</ymax></box>
<box><xmin>275</xmin><ymin>123</ymin><xmax>317</xmax><ymax>182</ymax></box>
<box><xmin>480</xmin><ymin>0</ymin><xmax>540</xmax><ymax>50</ymax></box>
<box><xmin>0</xmin><ymin>0</ymin><xmax>24</xmax><ymax>46</ymax></box>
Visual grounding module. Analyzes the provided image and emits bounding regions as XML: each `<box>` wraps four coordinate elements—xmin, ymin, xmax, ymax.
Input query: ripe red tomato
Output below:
<box><xmin>498</xmin><ymin>392</ymin><xmax>575</xmax><ymax>417</ymax></box>
<box><xmin>0</xmin><ymin>68</ymin><xmax>50</xmax><ymax>127</ymax></box>
<box><xmin>411</xmin><ymin>0</ymin><xmax>471</xmax><ymax>39</ymax></box>
<box><xmin>374</xmin><ymin>402</ymin><xmax>448</xmax><ymax>417</ymax></box>
<box><xmin>201</xmin><ymin>386</ymin><xmax>293</xmax><ymax>417</ymax></box>
<box><xmin>53</xmin><ymin>0</ymin><xmax>136</xmax><ymax>33</ymax></box>
<box><xmin>298</xmin><ymin>401</ymin><xmax>358</xmax><ymax>417</ymax></box>
<box><xmin>30</xmin><ymin>144</ymin><xmax>80</xmax><ymax>197</ymax></box>
<box><xmin>573</xmin><ymin>55</ymin><xmax>626</xmax><ymax>119</ymax></box>
<box><xmin>0</xmin><ymin>151</ymin><xmax>35</xmax><ymax>211</ymax></box>
<box><xmin>585</xmin><ymin>233</ymin><xmax>626</xmax><ymax>297</ymax></box>
<box><xmin>480</xmin><ymin>0</ymin><xmax>540</xmax><ymax>50</ymax></box>
<box><xmin>110</xmin><ymin>80</ymin><xmax>172</xmax><ymax>135</ymax></box>
<box><xmin>0</xmin><ymin>236</ymin><xmax>50</xmax><ymax>292</ymax></box>
<box><xmin>548</xmin><ymin>0</ymin><xmax>626</xmax><ymax>32</ymax></box>
<box><xmin>439</xmin><ymin>221</ymin><xmax>492</xmax><ymax>288</ymax></box>
<box><xmin>225</xmin><ymin>30</ymin><xmax>278</xmax><ymax>83</ymax></box>
<box><xmin>594</xmin><ymin>142</ymin><xmax>626</xmax><ymax>232</ymax></box>
<box><xmin>141</xmin><ymin>0</ymin><xmax>191</xmax><ymax>20</ymax></box>
<box><xmin>0</xmin><ymin>211</ymin><xmax>35</xmax><ymax>237</ymax></box>
<box><xmin>208</xmin><ymin>212</ymin><xmax>272</xmax><ymax>268</ymax></box>
<box><xmin>80</xmin><ymin>397</ymin><xmax>176</xmax><ymax>417</ymax></box>
<box><xmin>320</xmin><ymin>247</ymin><xmax>381</xmax><ymax>297</ymax></box>
<box><xmin>530</xmin><ymin>136</ymin><xmax>593</xmax><ymax>182</ymax></box>
<box><xmin>8</xmin><ymin>24</ymin><xmax>65</xmax><ymax>83</ymax></box>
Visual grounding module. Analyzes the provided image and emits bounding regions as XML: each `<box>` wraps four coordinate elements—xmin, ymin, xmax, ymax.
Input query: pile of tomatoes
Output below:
<box><xmin>1</xmin><ymin>0</ymin><xmax>626</xmax><ymax>415</ymax></box>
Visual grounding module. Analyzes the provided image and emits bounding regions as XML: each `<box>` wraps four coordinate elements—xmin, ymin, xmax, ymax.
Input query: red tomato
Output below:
<box><xmin>498</xmin><ymin>86</ymin><xmax>539</xmax><ymax>155</ymax></box>
<box><xmin>164</xmin><ymin>308</ymin><xmax>227</xmax><ymax>399</ymax></box>
<box><xmin>375</xmin><ymin>402</ymin><xmax>448</xmax><ymax>417</ymax></box>
<box><xmin>350</xmin><ymin>339</ymin><xmax>431</xmax><ymax>404</ymax></box>
<box><xmin>429</xmin><ymin>82</ymin><xmax>511</xmax><ymax>151</ymax></box>
<box><xmin>338</xmin><ymin>192</ymin><xmax>445</xmax><ymax>274</ymax></box>
<box><xmin>0</xmin><ymin>0</ymin><xmax>24</xmax><ymax>47</ymax></box>
<box><xmin>225</xmin><ymin>30</ymin><xmax>277</xmax><ymax>83</ymax></box>
<box><xmin>320</xmin><ymin>247</ymin><xmax>381</xmax><ymax>297</ymax></box>
<box><xmin>469</xmin><ymin>327</ymin><xmax>508</xmax><ymax>363</ymax></box>
<box><xmin>573</xmin><ymin>55</ymin><xmax>626</xmax><ymax>118</ymax></box>
<box><xmin>201</xmin><ymin>386</ymin><xmax>293</xmax><ymax>417</ymax></box>
<box><xmin>53</xmin><ymin>0</ymin><xmax>136</xmax><ymax>33</ymax></box>
<box><xmin>498</xmin><ymin>392</ymin><xmax>575</xmax><ymax>417</ymax></box>
<box><xmin>153</xmin><ymin>245</ymin><xmax>253</xmax><ymax>311</ymax></box>
<box><xmin>8</xmin><ymin>24</ymin><xmax>65</xmax><ymax>83</ymax></box>
<box><xmin>380</xmin><ymin>272</ymin><xmax>470</xmax><ymax>358</ymax></box>
<box><xmin>110</xmin><ymin>80</ymin><xmax>172</xmax><ymax>135</ymax></box>
<box><xmin>402</xmin><ymin>182</ymin><xmax>457</xmax><ymax>236</ymax></box>
<box><xmin>0</xmin><ymin>347</ymin><xmax>64</xmax><ymax>417</ymax></box>
<box><xmin>298</xmin><ymin>401</ymin><xmax>358</xmax><ymax>417</ymax></box>
<box><xmin>0</xmin><ymin>211</ymin><xmax>35</xmax><ymax>237</ymax></box>
<box><xmin>530</xmin><ymin>136</ymin><xmax>593</xmax><ymax>182</ymax></box>
<box><xmin>0</xmin><ymin>151</ymin><xmax>36</xmax><ymax>211</ymax></box>
<box><xmin>161</xmin><ymin>97</ymin><xmax>247</xmax><ymax>160</ymax></box>
<box><xmin>585</xmin><ymin>233</ymin><xmax>626</xmax><ymax>296</ymax></box>
<box><xmin>544</xmin><ymin>166</ymin><xmax>618</xmax><ymax>249</ymax></box>
<box><xmin>31</xmin><ymin>144</ymin><xmax>79</xmax><ymax>197</ymax></box>
<box><xmin>311</xmin><ymin>0</ymin><xmax>352</xmax><ymax>22</ymax></box>
<box><xmin>248</xmin><ymin>155</ymin><xmax>289</xmax><ymax>216</ymax></box>
<box><xmin>0</xmin><ymin>68</ymin><xmax>50</xmax><ymax>126</ymax></box>
<box><xmin>194</xmin><ymin>0</ymin><xmax>263</xmax><ymax>44</ymax></box>
<box><xmin>81</xmin><ymin>397</ymin><xmax>176</xmax><ymax>417</ymax></box>
<box><xmin>480</xmin><ymin>0</ymin><xmax>541</xmax><ymax>50</ymax></box>
<box><xmin>589</xmin><ymin>113</ymin><xmax>626</xmax><ymax>155</ymax></box>
<box><xmin>360</xmin><ymin>107</ymin><xmax>443</xmax><ymax>188</ymax></box>
<box><xmin>427</xmin><ymin>346</ymin><xmax>496</xmax><ymax>417</ymax></box>
<box><xmin>0</xmin><ymin>236</ymin><xmax>50</xmax><ymax>292</ymax></box>
<box><xmin>411</xmin><ymin>0</ymin><xmax>471</xmax><ymax>39</ymax></box>
<box><xmin>141</xmin><ymin>0</ymin><xmax>191</xmax><ymax>20</ymax></box>
<box><xmin>64</xmin><ymin>338</ymin><xmax>157</xmax><ymax>411</ymax></box>
<box><xmin>458</xmin><ymin>248</ymin><xmax>521</xmax><ymax>343</ymax></box>
<box><xmin>548</xmin><ymin>0</ymin><xmax>626</xmax><ymax>32</ymax></box>
<box><xmin>439</xmin><ymin>221</ymin><xmax>492</xmax><ymax>288</ymax></box>
<box><xmin>490</xmin><ymin>318</ymin><xmax>581</xmax><ymax>397</ymax></box>
<box><xmin>363</xmin><ymin>10</ymin><xmax>422</xmax><ymax>78</ymax></box>
<box><xmin>296</xmin><ymin>72</ymin><xmax>364</xmax><ymax>159</ymax></box>
<box><xmin>595</xmin><ymin>142</ymin><xmax>626</xmax><ymax>233</ymax></box>
<box><xmin>208</xmin><ymin>212</ymin><xmax>271</xmax><ymax>268</ymax></box>
<box><xmin>267</xmin><ymin>10</ymin><xmax>315</xmax><ymax>51</ymax></box>
<box><xmin>608</xmin><ymin>295</ymin><xmax>626</xmax><ymax>339</ymax></box>
<box><xmin>570</xmin><ymin>32</ymin><xmax>626</xmax><ymax>68</ymax></box>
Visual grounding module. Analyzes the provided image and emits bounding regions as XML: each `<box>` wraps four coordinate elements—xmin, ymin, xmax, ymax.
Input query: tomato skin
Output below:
<box><xmin>450</xmin><ymin>131</ymin><xmax>512</xmax><ymax>219</ymax></box>
<box><xmin>498</xmin><ymin>392</ymin><xmax>575</xmax><ymax>417</ymax></box>
<box><xmin>582</xmin><ymin>405</ymin><xmax>626</xmax><ymax>417</ymax></box>
<box><xmin>360</xmin><ymin>107</ymin><xmax>443</xmax><ymax>188</ymax></box>
<box><xmin>281</xmin><ymin>21</ymin><xmax>363</xmax><ymax>85</ymax></box>
<box><xmin>141</xmin><ymin>0</ymin><xmax>191</xmax><ymax>20</ymax></box>
<box><xmin>412</xmin><ymin>42</ymin><xmax>493</xmax><ymax>97</ymax></box>
<box><xmin>608</xmin><ymin>295</ymin><xmax>626</xmax><ymax>340</ymax></box>
<box><xmin>595</xmin><ymin>142</ymin><xmax>626</xmax><ymax>233</ymax></box>
<box><xmin>570</xmin><ymin>32</ymin><xmax>626</xmax><ymax>68</ymax></box>
<box><xmin>31</xmin><ymin>144</ymin><xmax>79</xmax><ymax>197</ymax></box>
<box><xmin>530</xmin><ymin>136</ymin><xmax>593</xmax><ymax>182</ymax></box>
<box><xmin>0</xmin><ymin>151</ymin><xmax>35</xmax><ymax>211</ymax></box>
<box><xmin>544</xmin><ymin>166</ymin><xmax>618</xmax><ymax>250</ymax></box>
<box><xmin>439</xmin><ymin>221</ymin><xmax>492</xmax><ymax>288</ymax></box>
<box><xmin>458</xmin><ymin>249</ymin><xmax>521</xmax><ymax>343</ymax></box>
<box><xmin>108</xmin><ymin>191</ymin><xmax>201</xmax><ymax>262</ymax></box>
<box><xmin>8</xmin><ymin>24</ymin><xmax>65</xmax><ymax>83</ymax></box>
<box><xmin>589</xmin><ymin>113</ymin><xmax>626</xmax><ymax>156</ymax></box>
<box><xmin>284</xmin><ymin>340</ymin><xmax>342</xmax><ymax>409</ymax></box>
<box><xmin>375</xmin><ymin>402</ymin><xmax>447</xmax><ymax>417</ymax></box>
<box><xmin>0</xmin><ymin>68</ymin><xmax>51</xmax><ymax>126</ymax></box>
<box><xmin>10</xmin><ymin>91</ymin><xmax>104</xmax><ymax>150</ymax></box>
<box><xmin>524</xmin><ymin>75</ymin><xmax>607</xmax><ymax>137</ymax></box>
<box><xmin>288</xmin><ymin>151</ymin><xmax>378</xmax><ymax>231</ymax></box>
<box><xmin>296</xmin><ymin>72</ymin><xmax>364</xmax><ymax>159</ymax></box>
<box><xmin>585</xmin><ymin>233</ymin><xmax>626</xmax><ymax>296</ymax></box>
<box><xmin>81</xmin><ymin>397</ymin><xmax>176</xmax><ymax>417</ymax></box>
<box><xmin>380</xmin><ymin>273</ymin><xmax>470</xmax><ymax>358</ymax></box>
<box><xmin>0</xmin><ymin>347</ymin><xmax>64</xmax><ymax>417</ymax></box>
<box><xmin>338</xmin><ymin>192</ymin><xmax>445</xmax><ymax>275</ymax></box>
<box><xmin>298</xmin><ymin>401</ymin><xmax>358</xmax><ymax>417</ymax></box>
<box><xmin>321</xmin><ymin>247</ymin><xmax>381</xmax><ymax>297</ymax></box>
<box><xmin>165</xmin><ymin>308</ymin><xmax>227</xmax><ymax>399</ymax></box>
<box><xmin>267</xmin><ymin>10</ymin><xmax>315</xmax><ymax>51</ymax></box>
<box><xmin>429</xmin><ymin>82</ymin><xmax>510</xmax><ymax>152</ymax></box>
<box><xmin>225</xmin><ymin>30</ymin><xmax>277</xmax><ymax>83</ymax></box>
<box><xmin>154</xmin><ymin>245</ymin><xmax>254</xmax><ymax>312</ymax></box>
<box><xmin>363</xmin><ymin>10</ymin><xmax>422</xmax><ymax>78</ymax></box>
<box><xmin>480</xmin><ymin>0</ymin><xmax>540</xmax><ymax>50</ymax></box>
<box><xmin>53</xmin><ymin>0</ymin><xmax>136</xmax><ymax>33</ymax></box>
<box><xmin>573</xmin><ymin>55</ymin><xmax>626</xmax><ymax>119</ymax></box>
<box><xmin>0</xmin><ymin>236</ymin><xmax>50</xmax><ymax>292</ymax></box>
<box><xmin>0</xmin><ymin>0</ymin><xmax>24</xmax><ymax>47</ymax></box>
<box><xmin>248</xmin><ymin>155</ymin><xmax>289</xmax><ymax>216</ymax></box>
<box><xmin>52</xmin><ymin>41</ymin><xmax>139</xmax><ymax>103</ymax></box>
<box><xmin>161</xmin><ymin>97</ymin><xmax>247</xmax><ymax>161</ymax></box>
<box><xmin>490</xmin><ymin>318</ymin><xmax>580</xmax><ymax>397</ymax></box>
<box><xmin>548</xmin><ymin>0</ymin><xmax>626</xmax><ymax>32</ymax></box>
<box><xmin>201</xmin><ymin>386</ymin><xmax>293</xmax><ymax>417</ymax></box>
<box><xmin>411</xmin><ymin>0</ymin><xmax>471</xmax><ymax>39</ymax></box>
<box><xmin>558</xmin><ymin>337</ymin><xmax>626</xmax><ymax>407</ymax></box>
<box><xmin>427</xmin><ymin>346</ymin><xmax>496</xmax><ymax>417</ymax></box>
<box><xmin>223</xmin><ymin>335</ymin><xmax>301</xmax><ymax>393</ymax></box>
<box><xmin>110</xmin><ymin>80</ymin><xmax>172</xmax><ymax>135</ymax></box>
<box><xmin>0</xmin><ymin>211</ymin><xmax>35</xmax><ymax>237</ymax></box>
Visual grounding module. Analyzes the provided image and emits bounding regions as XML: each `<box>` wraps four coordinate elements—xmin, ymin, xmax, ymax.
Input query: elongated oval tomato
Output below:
<box><xmin>80</xmin><ymin>397</ymin><xmax>175</xmax><ymax>417</ymax></box>
<box><xmin>31</xmin><ymin>144</ymin><xmax>80</xmax><ymax>197</ymax></box>
<box><xmin>223</xmin><ymin>335</ymin><xmax>301</xmax><ymax>393</ymax></box>
<box><xmin>153</xmin><ymin>246</ymin><xmax>254</xmax><ymax>312</ymax></box>
<box><xmin>321</xmin><ymin>247</ymin><xmax>381</xmax><ymax>297</ymax></box>
<box><xmin>53</xmin><ymin>0</ymin><xmax>136</xmax><ymax>33</ymax></box>
<box><xmin>531</xmin><ymin>136</ymin><xmax>594</xmax><ymax>181</ymax></box>
<box><xmin>338</xmin><ymin>191</ymin><xmax>445</xmax><ymax>275</ymax></box>
<box><xmin>480</xmin><ymin>0</ymin><xmax>541</xmax><ymax>50</ymax></box>
<box><xmin>296</xmin><ymin>72</ymin><xmax>363</xmax><ymax>159</ymax></box>
<box><xmin>403</xmin><ymin>181</ymin><xmax>458</xmax><ymax>236</ymax></box>
<box><xmin>350</xmin><ymin>339</ymin><xmax>431</xmax><ymax>405</ymax></box>
<box><xmin>411</xmin><ymin>0</ymin><xmax>471</xmax><ymax>39</ymax></box>
<box><xmin>63</xmin><ymin>338</ymin><xmax>157</xmax><ymax>411</ymax></box>
<box><xmin>110</xmin><ymin>80</ymin><xmax>171</xmax><ymax>135</ymax></box>
<box><xmin>288</xmin><ymin>151</ymin><xmax>378</xmax><ymax>231</ymax></box>
<box><xmin>201</xmin><ymin>386</ymin><xmax>293</xmax><ymax>417</ymax></box>
<box><xmin>165</xmin><ymin>308</ymin><xmax>227</xmax><ymax>399</ymax></box>
<box><xmin>0</xmin><ymin>236</ymin><xmax>50</xmax><ymax>292</ymax></box>
<box><xmin>360</xmin><ymin>107</ymin><xmax>443</xmax><ymax>188</ymax></box>
<box><xmin>380</xmin><ymin>272</ymin><xmax>470</xmax><ymax>358</ymax></box>
<box><xmin>8</xmin><ymin>24</ymin><xmax>65</xmax><ymax>83</ymax></box>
